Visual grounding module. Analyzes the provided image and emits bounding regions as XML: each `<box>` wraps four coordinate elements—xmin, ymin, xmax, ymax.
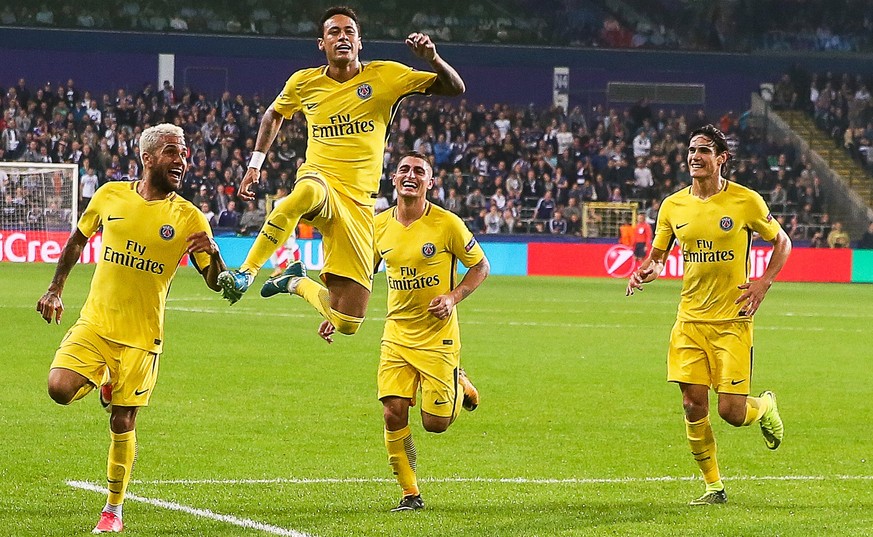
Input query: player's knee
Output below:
<box><xmin>47</xmin><ymin>383</ymin><xmax>74</xmax><ymax>405</ymax></box>
<box><xmin>110</xmin><ymin>409</ymin><xmax>137</xmax><ymax>434</ymax></box>
<box><xmin>290</xmin><ymin>178</ymin><xmax>327</xmax><ymax>211</ymax></box>
<box><xmin>717</xmin><ymin>402</ymin><xmax>745</xmax><ymax>427</ymax></box>
<box><xmin>422</xmin><ymin>416</ymin><xmax>450</xmax><ymax>434</ymax></box>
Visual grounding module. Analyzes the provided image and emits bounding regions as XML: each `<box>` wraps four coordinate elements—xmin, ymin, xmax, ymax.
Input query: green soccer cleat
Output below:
<box><xmin>261</xmin><ymin>261</ymin><xmax>306</xmax><ymax>298</ymax></box>
<box><xmin>689</xmin><ymin>489</ymin><xmax>727</xmax><ymax>506</ymax></box>
<box><xmin>218</xmin><ymin>269</ymin><xmax>254</xmax><ymax>305</ymax></box>
<box><xmin>759</xmin><ymin>390</ymin><xmax>784</xmax><ymax>450</ymax></box>
<box><xmin>391</xmin><ymin>494</ymin><xmax>424</xmax><ymax>512</ymax></box>
<box><xmin>458</xmin><ymin>368</ymin><xmax>479</xmax><ymax>411</ymax></box>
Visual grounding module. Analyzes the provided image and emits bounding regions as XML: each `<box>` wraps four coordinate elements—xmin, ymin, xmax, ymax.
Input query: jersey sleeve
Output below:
<box><xmin>76</xmin><ymin>183</ymin><xmax>108</xmax><ymax>237</ymax></box>
<box><xmin>446</xmin><ymin>213</ymin><xmax>485</xmax><ymax>268</ymax></box>
<box><xmin>746</xmin><ymin>191</ymin><xmax>782</xmax><ymax>242</ymax></box>
<box><xmin>380</xmin><ymin>61</ymin><xmax>438</xmax><ymax>96</ymax></box>
<box><xmin>652</xmin><ymin>199</ymin><xmax>675</xmax><ymax>251</ymax></box>
<box><xmin>271</xmin><ymin>71</ymin><xmax>303</xmax><ymax>119</ymax></box>
<box><xmin>188</xmin><ymin>208</ymin><xmax>215</xmax><ymax>271</ymax></box>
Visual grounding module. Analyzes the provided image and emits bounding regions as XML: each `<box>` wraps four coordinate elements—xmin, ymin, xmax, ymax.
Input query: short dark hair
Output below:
<box><xmin>397</xmin><ymin>151</ymin><xmax>433</xmax><ymax>175</ymax></box>
<box><xmin>689</xmin><ymin>123</ymin><xmax>731</xmax><ymax>178</ymax></box>
<box><xmin>319</xmin><ymin>6</ymin><xmax>360</xmax><ymax>37</ymax></box>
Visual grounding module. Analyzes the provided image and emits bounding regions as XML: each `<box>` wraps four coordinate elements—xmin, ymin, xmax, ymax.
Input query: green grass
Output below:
<box><xmin>2</xmin><ymin>263</ymin><xmax>872</xmax><ymax>536</ymax></box>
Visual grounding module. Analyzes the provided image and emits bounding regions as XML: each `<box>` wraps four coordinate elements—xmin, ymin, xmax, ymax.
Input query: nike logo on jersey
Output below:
<box><xmin>134</xmin><ymin>388</ymin><xmax>150</xmax><ymax>396</ymax></box>
<box><xmin>305</xmin><ymin>103</ymin><xmax>317</xmax><ymax>110</ymax></box>
<box><xmin>730</xmin><ymin>379</ymin><xmax>746</xmax><ymax>385</ymax></box>
<box><xmin>107</xmin><ymin>215</ymin><xmax>124</xmax><ymax>221</ymax></box>
<box><xmin>676</xmin><ymin>222</ymin><xmax>689</xmax><ymax>229</ymax></box>
<box><xmin>434</xmin><ymin>400</ymin><xmax>450</xmax><ymax>406</ymax></box>
<box><xmin>380</xmin><ymin>249</ymin><xmax>393</xmax><ymax>256</ymax></box>
<box><xmin>266</xmin><ymin>221</ymin><xmax>286</xmax><ymax>232</ymax></box>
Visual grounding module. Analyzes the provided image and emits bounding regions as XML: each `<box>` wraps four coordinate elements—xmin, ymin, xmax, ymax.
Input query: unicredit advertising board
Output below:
<box><xmin>527</xmin><ymin>242</ymin><xmax>853</xmax><ymax>283</ymax></box>
<box><xmin>1</xmin><ymin>231</ymin><xmax>859</xmax><ymax>283</ymax></box>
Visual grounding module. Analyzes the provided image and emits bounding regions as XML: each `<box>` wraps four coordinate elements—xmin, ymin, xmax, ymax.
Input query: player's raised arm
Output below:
<box><xmin>405</xmin><ymin>32</ymin><xmax>465</xmax><ymax>96</ymax></box>
<box><xmin>37</xmin><ymin>229</ymin><xmax>89</xmax><ymax>324</ymax></box>
<box><xmin>239</xmin><ymin>105</ymin><xmax>285</xmax><ymax>201</ymax></box>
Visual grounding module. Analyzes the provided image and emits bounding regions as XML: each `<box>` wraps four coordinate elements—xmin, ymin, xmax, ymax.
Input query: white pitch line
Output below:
<box><xmin>126</xmin><ymin>474</ymin><xmax>873</xmax><ymax>486</ymax></box>
<box><xmin>66</xmin><ymin>480</ymin><xmax>314</xmax><ymax>537</ymax></box>
<box><xmin>166</xmin><ymin>306</ymin><xmax>868</xmax><ymax>333</ymax></box>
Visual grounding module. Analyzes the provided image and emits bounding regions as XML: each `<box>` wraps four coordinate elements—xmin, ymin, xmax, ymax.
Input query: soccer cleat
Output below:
<box><xmin>391</xmin><ymin>494</ymin><xmax>425</xmax><ymax>512</ymax></box>
<box><xmin>458</xmin><ymin>368</ymin><xmax>479</xmax><ymax>411</ymax></box>
<box><xmin>218</xmin><ymin>269</ymin><xmax>254</xmax><ymax>304</ymax></box>
<box><xmin>759</xmin><ymin>390</ymin><xmax>784</xmax><ymax>450</ymax></box>
<box><xmin>260</xmin><ymin>261</ymin><xmax>306</xmax><ymax>298</ymax></box>
<box><xmin>99</xmin><ymin>383</ymin><xmax>112</xmax><ymax>413</ymax></box>
<box><xmin>689</xmin><ymin>489</ymin><xmax>727</xmax><ymax>506</ymax></box>
<box><xmin>92</xmin><ymin>511</ymin><xmax>123</xmax><ymax>533</ymax></box>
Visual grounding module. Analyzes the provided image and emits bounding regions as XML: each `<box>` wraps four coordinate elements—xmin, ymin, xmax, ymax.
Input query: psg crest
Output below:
<box><xmin>356</xmin><ymin>83</ymin><xmax>372</xmax><ymax>100</ymax></box>
<box><xmin>719</xmin><ymin>216</ymin><xmax>734</xmax><ymax>231</ymax></box>
<box><xmin>160</xmin><ymin>224</ymin><xmax>175</xmax><ymax>240</ymax></box>
<box><xmin>421</xmin><ymin>243</ymin><xmax>436</xmax><ymax>258</ymax></box>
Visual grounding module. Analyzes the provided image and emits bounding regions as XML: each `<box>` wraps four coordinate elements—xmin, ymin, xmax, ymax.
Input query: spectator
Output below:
<box><xmin>199</xmin><ymin>201</ymin><xmax>215</xmax><ymax>226</ymax></box>
<box><xmin>534</xmin><ymin>190</ymin><xmax>556</xmax><ymax>220</ymax></box>
<box><xmin>238</xmin><ymin>200</ymin><xmax>265</xmax><ymax>235</ymax></box>
<box><xmin>826</xmin><ymin>221</ymin><xmax>850</xmax><ymax>248</ymax></box>
<box><xmin>216</xmin><ymin>200</ymin><xmax>240</xmax><ymax>229</ymax></box>
<box><xmin>483</xmin><ymin>205</ymin><xmax>503</xmax><ymax>234</ymax></box>
<box><xmin>858</xmin><ymin>222</ymin><xmax>873</xmax><ymax>249</ymax></box>
<box><xmin>548</xmin><ymin>210</ymin><xmax>567</xmax><ymax>234</ymax></box>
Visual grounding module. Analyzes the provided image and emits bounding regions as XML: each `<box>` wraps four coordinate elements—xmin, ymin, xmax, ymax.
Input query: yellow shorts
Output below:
<box><xmin>299</xmin><ymin>174</ymin><xmax>375</xmax><ymax>291</ymax></box>
<box><xmin>667</xmin><ymin>320</ymin><xmax>754</xmax><ymax>394</ymax></box>
<box><xmin>50</xmin><ymin>320</ymin><xmax>160</xmax><ymax>407</ymax></box>
<box><xmin>377</xmin><ymin>341</ymin><xmax>461</xmax><ymax>418</ymax></box>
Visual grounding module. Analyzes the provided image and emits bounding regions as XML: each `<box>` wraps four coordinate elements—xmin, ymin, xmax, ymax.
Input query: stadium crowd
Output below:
<box><xmin>3</xmin><ymin>0</ymin><xmax>872</xmax><ymax>53</ymax></box>
<box><xmin>0</xmin><ymin>76</ymin><xmax>857</xmax><ymax>246</ymax></box>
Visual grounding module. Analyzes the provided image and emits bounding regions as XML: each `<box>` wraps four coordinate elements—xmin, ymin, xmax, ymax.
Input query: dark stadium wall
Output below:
<box><xmin>2</xmin><ymin>28</ymin><xmax>872</xmax><ymax>112</ymax></box>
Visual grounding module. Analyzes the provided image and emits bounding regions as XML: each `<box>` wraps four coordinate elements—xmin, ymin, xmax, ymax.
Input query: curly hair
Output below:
<box><xmin>139</xmin><ymin>123</ymin><xmax>184</xmax><ymax>157</ymax></box>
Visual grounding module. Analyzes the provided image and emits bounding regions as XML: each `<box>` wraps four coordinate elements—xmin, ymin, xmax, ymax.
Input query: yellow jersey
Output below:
<box><xmin>653</xmin><ymin>180</ymin><xmax>782</xmax><ymax>322</ymax></box>
<box><xmin>77</xmin><ymin>181</ymin><xmax>213</xmax><ymax>352</ymax></box>
<box><xmin>375</xmin><ymin>203</ymin><xmax>485</xmax><ymax>351</ymax></box>
<box><xmin>272</xmin><ymin>60</ymin><xmax>437</xmax><ymax>206</ymax></box>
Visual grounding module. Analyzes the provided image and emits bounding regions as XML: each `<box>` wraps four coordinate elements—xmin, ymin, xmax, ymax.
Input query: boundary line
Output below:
<box><xmin>123</xmin><ymin>474</ymin><xmax>873</xmax><ymax>485</ymax></box>
<box><xmin>66</xmin><ymin>480</ymin><xmax>314</xmax><ymax>537</ymax></box>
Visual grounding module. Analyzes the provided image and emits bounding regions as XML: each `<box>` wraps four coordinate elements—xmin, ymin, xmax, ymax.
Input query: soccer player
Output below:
<box><xmin>315</xmin><ymin>152</ymin><xmax>490</xmax><ymax>511</ymax></box>
<box><xmin>632</xmin><ymin>211</ymin><xmax>653</xmax><ymax>266</ymax></box>
<box><xmin>219</xmin><ymin>6</ymin><xmax>465</xmax><ymax>342</ymax></box>
<box><xmin>36</xmin><ymin>123</ymin><xmax>226</xmax><ymax>533</ymax></box>
<box><xmin>626</xmin><ymin>124</ymin><xmax>792</xmax><ymax>505</ymax></box>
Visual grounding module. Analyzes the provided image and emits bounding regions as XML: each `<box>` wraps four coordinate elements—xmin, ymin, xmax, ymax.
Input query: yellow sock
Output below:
<box><xmin>295</xmin><ymin>278</ymin><xmax>364</xmax><ymax>335</ymax></box>
<box><xmin>742</xmin><ymin>395</ymin><xmax>770</xmax><ymax>426</ymax></box>
<box><xmin>241</xmin><ymin>180</ymin><xmax>326</xmax><ymax>274</ymax></box>
<box><xmin>685</xmin><ymin>415</ymin><xmax>721</xmax><ymax>487</ymax></box>
<box><xmin>70</xmin><ymin>383</ymin><xmax>94</xmax><ymax>402</ymax></box>
<box><xmin>385</xmin><ymin>426</ymin><xmax>419</xmax><ymax>497</ymax></box>
<box><xmin>107</xmin><ymin>430</ymin><xmax>137</xmax><ymax>506</ymax></box>
<box><xmin>295</xmin><ymin>278</ymin><xmax>331</xmax><ymax>319</ymax></box>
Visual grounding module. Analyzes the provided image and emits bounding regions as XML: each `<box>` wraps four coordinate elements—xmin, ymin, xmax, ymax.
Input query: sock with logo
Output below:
<box><xmin>106</xmin><ymin>430</ymin><xmax>137</xmax><ymax>506</ymax></box>
<box><xmin>385</xmin><ymin>426</ymin><xmax>419</xmax><ymax>497</ymax></box>
<box><xmin>685</xmin><ymin>415</ymin><xmax>721</xmax><ymax>487</ymax></box>
<box><xmin>741</xmin><ymin>395</ymin><xmax>770</xmax><ymax>426</ymax></box>
<box><xmin>449</xmin><ymin>372</ymin><xmax>464</xmax><ymax>424</ymax></box>
<box><xmin>241</xmin><ymin>179</ymin><xmax>326</xmax><ymax>274</ymax></box>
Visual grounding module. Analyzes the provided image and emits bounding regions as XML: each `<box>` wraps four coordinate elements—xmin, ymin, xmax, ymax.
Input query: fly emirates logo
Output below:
<box><xmin>387</xmin><ymin>266</ymin><xmax>441</xmax><ymax>291</ymax></box>
<box><xmin>682</xmin><ymin>239</ymin><xmax>735</xmax><ymax>263</ymax></box>
<box><xmin>311</xmin><ymin>113</ymin><xmax>375</xmax><ymax>139</ymax></box>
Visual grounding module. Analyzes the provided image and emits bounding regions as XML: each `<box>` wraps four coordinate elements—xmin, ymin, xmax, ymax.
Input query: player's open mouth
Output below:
<box><xmin>401</xmin><ymin>180</ymin><xmax>418</xmax><ymax>189</ymax></box>
<box><xmin>336</xmin><ymin>44</ymin><xmax>352</xmax><ymax>52</ymax></box>
<box><xmin>168</xmin><ymin>168</ymin><xmax>184</xmax><ymax>179</ymax></box>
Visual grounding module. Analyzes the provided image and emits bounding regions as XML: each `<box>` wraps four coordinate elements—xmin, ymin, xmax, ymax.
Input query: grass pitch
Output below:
<box><xmin>2</xmin><ymin>263</ymin><xmax>872</xmax><ymax>536</ymax></box>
